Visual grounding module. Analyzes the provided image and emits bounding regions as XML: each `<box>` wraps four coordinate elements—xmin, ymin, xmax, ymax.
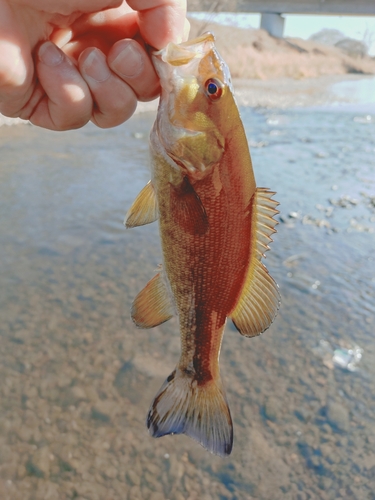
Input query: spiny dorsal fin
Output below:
<box><xmin>230</xmin><ymin>188</ymin><xmax>280</xmax><ymax>337</ymax></box>
<box><xmin>124</xmin><ymin>181</ymin><xmax>158</xmax><ymax>228</ymax></box>
<box><xmin>254</xmin><ymin>187</ymin><xmax>279</xmax><ymax>260</ymax></box>
<box><xmin>131</xmin><ymin>271</ymin><xmax>175</xmax><ymax>328</ymax></box>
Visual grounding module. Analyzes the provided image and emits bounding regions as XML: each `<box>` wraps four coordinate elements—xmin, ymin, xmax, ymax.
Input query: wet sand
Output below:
<box><xmin>0</xmin><ymin>80</ymin><xmax>375</xmax><ymax>499</ymax></box>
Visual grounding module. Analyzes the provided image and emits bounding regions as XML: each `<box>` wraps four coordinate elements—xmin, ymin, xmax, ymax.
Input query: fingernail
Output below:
<box><xmin>111</xmin><ymin>42</ymin><xmax>143</xmax><ymax>78</ymax></box>
<box><xmin>39</xmin><ymin>41</ymin><xmax>63</xmax><ymax>66</ymax></box>
<box><xmin>81</xmin><ymin>49</ymin><xmax>111</xmax><ymax>83</ymax></box>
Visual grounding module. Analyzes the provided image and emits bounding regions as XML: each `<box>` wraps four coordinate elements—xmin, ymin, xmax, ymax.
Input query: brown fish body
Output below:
<box><xmin>125</xmin><ymin>34</ymin><xmax>280</xmax><ymax>456</ymax></box>
<box><xmin>153</xmin><ymin>109</ymin><xmax>255</xmax><ymax>383</ymax></box>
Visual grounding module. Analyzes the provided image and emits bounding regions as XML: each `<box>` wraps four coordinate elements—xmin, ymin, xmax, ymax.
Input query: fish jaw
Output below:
<box><xmin>151</xmin><ymin>32</ymin><xmax>233</xmax><ymax>182</ymax></box>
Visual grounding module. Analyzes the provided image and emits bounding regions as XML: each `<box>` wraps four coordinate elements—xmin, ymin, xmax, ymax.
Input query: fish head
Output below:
<box><xmin>152</xmin><ymin>33</ymin><xmax>234</xmax><ymax>181</ymax></box>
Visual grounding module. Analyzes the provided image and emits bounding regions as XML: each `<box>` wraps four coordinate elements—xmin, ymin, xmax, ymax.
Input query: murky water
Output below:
<box><xmin>0</xmin><ymin>93</ymin><xmax>374</xmax><ymax>500</ymax></box>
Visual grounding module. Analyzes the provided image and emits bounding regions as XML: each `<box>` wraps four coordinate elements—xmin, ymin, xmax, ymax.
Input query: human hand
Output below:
<box><xmin>0</xmin><ymin>0</ymin><xmax>189</xmax><ymax>130</ymax></box>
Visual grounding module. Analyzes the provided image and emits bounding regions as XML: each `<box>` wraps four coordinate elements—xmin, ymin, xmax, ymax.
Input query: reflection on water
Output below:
<box><xmin>0</xmin><ymin>101</ymin><xmax>374</xmax><ymax>500</ymax></box>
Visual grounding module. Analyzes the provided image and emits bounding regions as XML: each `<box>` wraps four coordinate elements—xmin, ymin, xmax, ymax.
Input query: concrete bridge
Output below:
<box><xmin>188</xmin><ymin>1</ymin><xmax>375</xmax><ymax>37</ymax></box>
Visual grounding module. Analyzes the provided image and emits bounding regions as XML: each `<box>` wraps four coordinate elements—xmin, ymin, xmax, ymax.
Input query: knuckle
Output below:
<box><xmin>55</xmin><ymin>113</ymin><xmax>90</xmax><ymax>131</ymax></box>
<box><xmin>93</xmin><ymin>95</ymin><xmax>137</xmax><ymax>128</ymax></box>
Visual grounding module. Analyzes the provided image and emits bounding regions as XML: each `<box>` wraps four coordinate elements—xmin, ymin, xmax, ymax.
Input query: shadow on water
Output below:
<box><xmin>0</xmin><ymin>103</ymin><xmax>374</xmax><ymax>499</ymax></box>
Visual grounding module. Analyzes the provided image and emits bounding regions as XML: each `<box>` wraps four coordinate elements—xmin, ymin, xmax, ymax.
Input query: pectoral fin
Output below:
<box><xmin>230</xmin><ymin>188</ymin><xmax>280</xmax><ymax>337</ymax></box>
<box><xmin>131</xmin><ymin>271</ymin><xmax>174</xmax><ymax>328</ymax></box>
<box><xmin>124</xmin><ymin>181</ymin><xmax>158</xmax><ymax>228</ymax></box>
<box><xmin>170</xmin><ymin>176</ymin><xmax>209</xmax><ymax>235</ymax></box>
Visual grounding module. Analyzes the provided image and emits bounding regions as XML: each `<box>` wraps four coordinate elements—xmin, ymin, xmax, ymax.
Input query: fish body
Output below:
<box><xmin>125</xmin><ymin>33</ymin><xmax>280</xmax><ymax>456</ymax></box>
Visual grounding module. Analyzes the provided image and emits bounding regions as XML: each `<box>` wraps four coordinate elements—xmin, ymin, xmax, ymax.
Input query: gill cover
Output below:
<box><xmin>152</xmin><ymin>33</ymin><xmax>231</xmax><ymax>180</ymax></box>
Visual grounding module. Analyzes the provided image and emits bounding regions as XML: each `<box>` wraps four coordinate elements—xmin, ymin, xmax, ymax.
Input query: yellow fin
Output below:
<box><xmin>131</xmin><ymin>272</ymin><xmax>174</xmax><ymax>328</ymax></box>
<box><xmin>230</xmin><ymin>261</ymin><xmax>280</xmax><ymax>337</ymax></box>
<box><xmin>124</xmin><ymin>181</ymin><xmax>158</xmax><ymax>228</ymax></box>
<box><xmin>230</xmin><ymin>188</ymin><xmax>280</xmax><ymax>337</ymax></box>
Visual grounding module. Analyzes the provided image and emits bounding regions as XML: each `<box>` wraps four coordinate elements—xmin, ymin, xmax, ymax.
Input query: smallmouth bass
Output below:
<box><xmin>125</xmin><ymin>33</ymin><xmax>280</xmax><ymax>457</ymax></box>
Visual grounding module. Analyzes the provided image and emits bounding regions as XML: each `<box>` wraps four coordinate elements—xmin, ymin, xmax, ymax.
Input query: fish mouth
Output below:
<box><xmin>153</xmin><ymin>32</ymin><xmax>215</xmax><ymax>67</ymax></box>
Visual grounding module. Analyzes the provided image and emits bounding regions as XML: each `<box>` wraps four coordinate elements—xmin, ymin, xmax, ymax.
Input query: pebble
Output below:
<box><xmin>326</xmin><ymin>402</ymin><xmax>350</xmax><ymax>432</ymax></box>
<box><xmin>295</xmin><ymin>408</ymin><xmax>312</xmax><ymax>423</ymax></box>
<box><xmin>264</xmin><ymin>396</ymin><xmax>281</xmax><ymax>422</ymax></box>
<box><xmin>68</xmin><ymin>386</ymin><xmax>87</xmax><ymax>404</ymax></box>
<box><xmin>126</xmin><ymin>469</ymin><xmax>141</xmax><ymax>487</ymax></box>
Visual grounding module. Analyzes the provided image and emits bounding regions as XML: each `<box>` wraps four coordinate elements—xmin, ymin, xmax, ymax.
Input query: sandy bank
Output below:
<box><xmin>189</xmin><ymin>18</ymin><xmax>375</xmax><ymax>80</ymax></box>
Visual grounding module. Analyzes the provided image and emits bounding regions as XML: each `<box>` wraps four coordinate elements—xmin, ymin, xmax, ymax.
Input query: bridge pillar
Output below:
<box><xmin>260</xmin><ymin>12</ymin><xmax>285</xmax><ymax>38</ymax></box>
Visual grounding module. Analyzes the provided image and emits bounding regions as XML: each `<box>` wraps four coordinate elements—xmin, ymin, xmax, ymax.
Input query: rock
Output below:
<box><xmin>25</xmin><ymin>459</ymin><xmax>45</xmax><ymax>479</ymax></box>
<box><xmin>69</xmin><ymin>386</ymin><xmax>87</xmax><ymax>404</ymax></box>
<box><xmin>0</xmin><ymin>446</ymin><xmax>13</xmax><ymax>465</ymax></box>
<box><xmin>326</xmin><ymin>401</ymin><xmax>350</xmax><ymax>432</ymax></box>
<box><xmin>104</xmin><ymin>465</ymin><xmax>118</xmax><ymax>480</ymax></box>
<box><xmin>264</xmin><ymin>397</ymin><xmax>281</xmax><ymax>422</ymax></box>
<box><xmin>149</xmin><ymin>493</ymin><xmax>166</xmax><ymax>500</ymax></box>
<box><xmin>295</xmin><ymin>408</ymin><xmax>311</xmax><ymax>423</ymax></box>
<box><xmin>319</xmin><ymin>443</ymin><xmax>339</xmax><ymax>465</ymax></box>
<box><xmin>126</xmin><ymin>469</ymin><xmax>141</xmax><ymax>486</ymax></box>
<box><xmin>36</xmin><ymin>481</ymin><xmax>60</xmax><ymax>500</ymax></box>
<box><xmin>91</xmin><ymin>407</ymin><xmax>111</xmax><ymax>424</ymax></box>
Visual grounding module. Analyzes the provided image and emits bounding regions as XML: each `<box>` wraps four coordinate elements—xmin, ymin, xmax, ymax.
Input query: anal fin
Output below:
<box><xmin>131</xmin><ymin>271</ymin><xmax>174</xmax><ymax>328</ymax></box>
<box><xmin>230</xmin><ymin>260</ymin><xmax>280</xmax><ymax>337</ymax></box>
<box><xmin>124</xmin><ymin>180</ymin><xmax>158</xmax><ymax>228</ymax></box>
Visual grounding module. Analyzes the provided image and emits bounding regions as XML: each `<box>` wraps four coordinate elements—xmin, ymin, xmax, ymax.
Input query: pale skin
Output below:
<box><xmin>0</xmin><ymin>0</ymin><xmax>189</xmax><ymax>130</ymax></box>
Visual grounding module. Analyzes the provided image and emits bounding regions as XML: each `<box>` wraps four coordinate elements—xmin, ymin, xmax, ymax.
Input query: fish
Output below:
<box><xmin>124</xmin><ymin>33</ymin><xmax>280</xmax><ymax>457</ymax></box>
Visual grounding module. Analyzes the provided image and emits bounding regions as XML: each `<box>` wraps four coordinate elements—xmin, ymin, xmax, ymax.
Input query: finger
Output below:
<box><xmin>78</xmin><ymin>47</ymin><xmax>137</xmax><ymax>128</ymax></box>
<box><xmin>62</xmin><ymin>35</ymin><xmax>113</xmax><ymax>63</ymax></box>
<box><xmin>70</xmin><ymin>4</ymin><xmax>138</xmax><ymax>43</ymax></box>
<box><xmin>28</xmin><ymin>41</ymin><xmax>92</xmax><ymax>130</ymax></box>
<box><xmin>18</xmin><ymin>0</ymin><xmax>123</xmax><ymax>15</ymax></box>
<box><xmin>0</xmin><ymin>1</ymin><xmax>34</xmax><ymax>116</ymax></box>
<box><xmin>127</xmin><ymin>0</ymin><xmax>187</xmax><ymax>48</ymax></box>
<box><xmin>108</xmin><ymin>39</ymin><xmax>159</xmax><ymax>101</ymax></box>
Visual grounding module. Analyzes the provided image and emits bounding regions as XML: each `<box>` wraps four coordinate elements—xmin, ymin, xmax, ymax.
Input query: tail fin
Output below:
<box><xmin>147</xmin><ymin>368</ymin><xmax>233</xmax><ymax>457</ymax></box>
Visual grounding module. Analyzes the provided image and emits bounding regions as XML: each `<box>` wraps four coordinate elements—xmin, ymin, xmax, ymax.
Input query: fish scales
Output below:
<box><xmin>124</xmin><ymin>33</ymin><xmax>280</xmax><ymax>456</ymax></box>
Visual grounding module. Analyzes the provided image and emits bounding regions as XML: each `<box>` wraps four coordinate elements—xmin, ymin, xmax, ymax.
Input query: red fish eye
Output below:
<box><xmin>205</xmin><ymin>78</ymin><xmax>223</xmax><ymax>101</ymax></box>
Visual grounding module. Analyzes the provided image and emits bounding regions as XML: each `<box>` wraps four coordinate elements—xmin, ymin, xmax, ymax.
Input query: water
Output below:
<box><xmin>0</xmin><ymin>95</ymin><xmax>374</xmax><ymax>499</ymax></box>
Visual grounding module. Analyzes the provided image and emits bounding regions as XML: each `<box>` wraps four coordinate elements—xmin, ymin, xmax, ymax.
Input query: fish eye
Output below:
<box><xmin>205</xmin><ymin>78</ymin><xmax>223</xmax><ymax>101</ymax></box>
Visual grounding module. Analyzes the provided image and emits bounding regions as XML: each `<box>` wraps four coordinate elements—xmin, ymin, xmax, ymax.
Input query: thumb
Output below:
<box><xmin>0</xmin><ymin>1</ymin><xmax>34</xmax><ymax>116</ymax></box>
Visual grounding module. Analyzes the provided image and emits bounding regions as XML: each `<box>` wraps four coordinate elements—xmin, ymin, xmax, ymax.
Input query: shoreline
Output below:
<box><xmin>1</xmin><ymin>73</ymin><xmax>374</xmax><ymax>127</ymax></box>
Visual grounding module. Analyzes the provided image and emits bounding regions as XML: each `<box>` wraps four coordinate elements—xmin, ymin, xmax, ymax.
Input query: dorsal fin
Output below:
<box><xmin>131</xmin><ymin>271</ymin><xmax>175</xmax><ymax>328</ymax></box>
<box><xmin>124</xmin><ymin>181</ymin><xmax>158</xmax><ymax>228</ymax></box>
<box><xmin>230</xmin><ymin>188</ymin><xmax>280</xmax><ymax>337</ymax></box>
<box><xmin>254</xmin><ymin>187</ymin><xmax>279</xmax><ymax>259</ymax></box>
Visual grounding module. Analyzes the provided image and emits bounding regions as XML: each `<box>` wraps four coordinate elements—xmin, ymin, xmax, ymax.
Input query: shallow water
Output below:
<box><xmin>0</xmin><ymin>98</ymin><xmax>374</xmax><ymax>500</ymax></box>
